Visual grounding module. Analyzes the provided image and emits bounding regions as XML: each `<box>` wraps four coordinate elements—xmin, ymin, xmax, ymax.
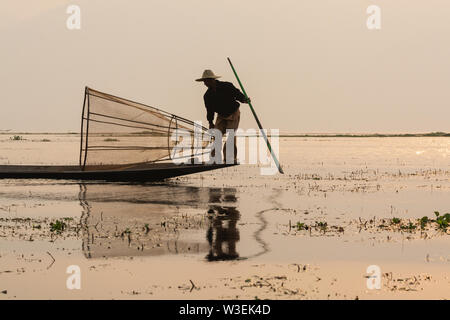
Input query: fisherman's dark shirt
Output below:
<box><xmin>204</xmin><ymin>80</ymin><xmax>246</xmax><ymax>122</ymax></box>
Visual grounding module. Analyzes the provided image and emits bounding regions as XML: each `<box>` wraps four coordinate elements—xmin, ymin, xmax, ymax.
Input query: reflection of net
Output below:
<box><xmin>78</xmin><ymin>184</ymin><xmax>210</xmax><ymax>259</ymax></box>
<box><xmin>80</xmin><ymin>87</ymin><xmax>210</xmax><ymax>169</ymax></box>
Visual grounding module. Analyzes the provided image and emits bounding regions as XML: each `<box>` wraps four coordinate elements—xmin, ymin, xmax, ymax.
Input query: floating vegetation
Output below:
<box><xmin>400</xmin><ymin>222</ymin><xmax>417</xmax><ymax>231</ymax></box>
<box><xmin>361</xmin><ymin>213</ymin><xmax>450</xmax><ymax>236</ymax></box>
<box><xmin>50</xmin><ymin>220</ymin><xmax>66</xmax><ymax>233</ymax></box>
<box><xmin>434</xmin><ymin>211</ymin><xmax>450</xmax><ymax>230</ymax></box>
<box><xmin>316</xmin><ymin>221</ymin><xmax>328</xmax><ymax>231</ymax></box>
<box><xmin>291</xmin><ymin>220</ymin><xmax>342</xmax><ymax>236</ymax></box>
<box><xmin>121</xmin><ymin>228</ymin><xmax>132</xmax><ymax>237</ymax></box>
<box><xmin>104</xmin><ymin>138</ymin><xmax>119</xmax><ymax>142</ymax></box>
<box><xmin>290</xmin><ymin>212</ymin><xmax>450</xmax><ymax>239</ymax></box>
<box><xmin>419</xmin><ymin>216</ymin><xmax>429</xmax><ymax>229</ymax></box>
<box><xmin>382</xmin><ymin>273</ymin><xmax>433</xmax><ymax>292</ymax></box>
<box><xmin>280</xmin><ymin>132</ymin><xmax>450</xmax><ymax>138</ymax></box>
<box><xmin>296</xmin><ymin>222</ymin><xmax>307</xmax><ymax>231</ymax></box>
<box><xmin>0</xmin><ymin>217</ymin><xmax>79</xmax><ymax>241</ymax></box>
<box><xmin>234</xmin><ymin>274</ymin><xmax>304</xmax><ymax>297</ymax></box>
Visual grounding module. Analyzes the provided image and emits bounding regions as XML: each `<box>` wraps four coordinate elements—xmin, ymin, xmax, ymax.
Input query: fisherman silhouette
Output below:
<box><xmin>196</xmin><ymin>70</ymin><xmax>250</xmax><ymax>163</ymax></box>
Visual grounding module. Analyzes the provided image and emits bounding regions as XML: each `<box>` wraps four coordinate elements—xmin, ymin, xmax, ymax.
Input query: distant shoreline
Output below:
<box><xmin>1</xmin><ymin>132</ymin><xmax>449</xmax><ymax>137</ymax></box>
<box><xmin>278</xmin><ymin>132</ymin><xmax>450</xmax><ymax>138</ymax></box>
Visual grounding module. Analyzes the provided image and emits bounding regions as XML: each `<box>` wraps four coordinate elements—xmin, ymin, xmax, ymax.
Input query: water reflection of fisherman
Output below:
<box><xmin>206</xmin><ymin>188</ymin><xmax>240</xmax><ymax>261</ymax></box>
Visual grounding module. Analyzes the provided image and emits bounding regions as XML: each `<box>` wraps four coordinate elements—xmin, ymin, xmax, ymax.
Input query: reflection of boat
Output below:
<box><xmin>79</xmin><ymin>183</ymin><xmax>212</xmax><ymax>258</ymax></box>
<box><xmin>78</xmin><ymin>184</ymin><xmax>246</xmax><ymax>260</ymax></box>
<box><xmin>0</xmin><ymin>87</ymin><xmax>237</xmax><ymax>181</ymax></box>
<box><xmin>76</xmin><ymin>183</ymin><xmax>269</xmax><ymax>261</ymax></box>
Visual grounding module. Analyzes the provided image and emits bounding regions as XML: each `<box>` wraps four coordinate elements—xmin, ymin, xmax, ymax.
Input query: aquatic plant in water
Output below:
<box><xmin>50</xmin><ymin>220</ymin><xmax>66</xmax><ymax>233</ymax></box>
<box><xmin>296</xmin><ymin>222</ymin><xmax>307</xmax><ymax>231</ymax></box>
<box><xmin>434</xmin><ymin>211</ymin><xmax>450</xmax><ymax>230</ymax></box>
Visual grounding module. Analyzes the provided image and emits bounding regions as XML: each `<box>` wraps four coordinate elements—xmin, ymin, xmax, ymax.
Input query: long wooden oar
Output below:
<box><xmin>227</xmin><ymin>57</ymin><xmax>284</xmax><ymax>174</ymax></box>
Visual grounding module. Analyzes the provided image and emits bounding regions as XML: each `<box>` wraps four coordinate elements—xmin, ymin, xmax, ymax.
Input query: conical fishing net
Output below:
<box><xmin>80</xmin><ymin>87</ymin><xmax>210</xmax><ymax>170</ymax></box>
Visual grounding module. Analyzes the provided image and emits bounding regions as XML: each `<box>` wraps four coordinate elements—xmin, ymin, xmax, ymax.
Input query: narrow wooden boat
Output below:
<box><xmin>0</xmin><ymin>163</ymin><xmax>235</xmax><ymax>181</ymax></box>
<box><xmin>0</xmin><ymin>87</ymin><xmax>236</xmax><ymax>181</ymax></box>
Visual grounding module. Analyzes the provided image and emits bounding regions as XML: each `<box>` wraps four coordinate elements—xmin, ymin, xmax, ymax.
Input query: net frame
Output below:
<box><xmin>79</xmin><ymin>87</ymin><xmax>211</xmax><ymax>170</ymax></box>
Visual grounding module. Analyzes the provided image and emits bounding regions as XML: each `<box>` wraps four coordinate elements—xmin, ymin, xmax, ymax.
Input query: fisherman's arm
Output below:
<box><xmin>230</xmin><ymin>83</ymin><xmax>251</xmax><ymax>104</ymax></box>
<box><xmin>204</xmin><ymin>95</ymin><xmax>215</xmax><ymax>129</ymax></box>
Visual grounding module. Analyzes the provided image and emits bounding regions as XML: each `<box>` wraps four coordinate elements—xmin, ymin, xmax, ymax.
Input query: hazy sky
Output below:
<box><xmin>1</xmin><ymin>0</ymin><xmax>449</xmax><ymax>133</ymax></box>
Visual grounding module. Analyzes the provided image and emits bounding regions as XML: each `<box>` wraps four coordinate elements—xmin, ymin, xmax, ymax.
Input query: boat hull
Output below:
<box><xmin>0</xmin><ymin>163</ymin><xmax>237</xmax><ymax>181</ymax></box>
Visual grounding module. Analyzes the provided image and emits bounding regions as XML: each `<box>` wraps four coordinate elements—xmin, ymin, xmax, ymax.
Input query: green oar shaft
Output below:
<box><xmin>227</xmin><ymin>57</ymin><xmax>284</xmax><ymax>174</ymax></box>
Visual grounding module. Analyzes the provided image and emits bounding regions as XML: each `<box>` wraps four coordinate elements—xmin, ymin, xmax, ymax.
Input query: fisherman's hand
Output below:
<box><xmin>245</xmin><ymin>97</ymin><xmax>251</xmax><ymax>104</ymax></box>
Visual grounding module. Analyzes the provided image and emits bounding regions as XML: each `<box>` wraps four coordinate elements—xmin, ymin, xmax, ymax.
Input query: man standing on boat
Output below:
<box><xmin>196</xmin><ymin>69</ymin><xmax>250</xmax><ymax>162</ymax></box>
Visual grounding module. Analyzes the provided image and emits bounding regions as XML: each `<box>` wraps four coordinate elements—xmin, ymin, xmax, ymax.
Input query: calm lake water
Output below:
<box><xmin>0</xmin><ymin>134</ymin><xmax>449</xmax><ymax>299</ymax></box>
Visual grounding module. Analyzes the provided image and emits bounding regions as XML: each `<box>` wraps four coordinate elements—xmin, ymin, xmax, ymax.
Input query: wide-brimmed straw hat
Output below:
<box><xmin>195</xmin><ymin>69</ymin><xmax>221</xmax><ymax>82</ymax></box>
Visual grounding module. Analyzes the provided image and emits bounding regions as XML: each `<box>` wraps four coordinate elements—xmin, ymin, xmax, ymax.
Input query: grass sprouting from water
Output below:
<box><xmin>293</xmin><ymin>211</ymin><xmax>449</xmax><ymax>237</ymax></box>
<box><xmin>434</xmin><ymin>211</ymin><xmax>450</xmax><ymax>230</ymax></box>
<box><xmin>49</xmin><ymin>220</ymin><xmax>66</xmax><ymax>233</ymax></box>
<box><xmin>296</xmin><ymin>222</ymin><xmax>307</xmax><ymax>231</ymax></box>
